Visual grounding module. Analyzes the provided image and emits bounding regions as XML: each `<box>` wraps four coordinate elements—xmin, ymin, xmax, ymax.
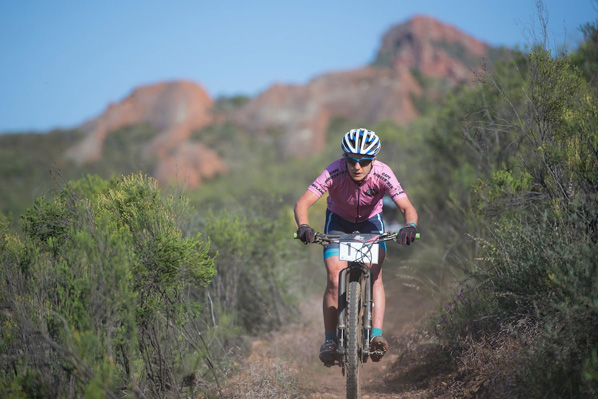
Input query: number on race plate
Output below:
<box><xmin>338</xmin><ymin>236</ymin><xmax>379</xmax><ymax>264</ymax></box>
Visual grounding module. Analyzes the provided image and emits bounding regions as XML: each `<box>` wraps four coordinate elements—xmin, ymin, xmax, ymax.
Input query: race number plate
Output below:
<box><xmin>339</xmin><ymin>237</ymin><xmax>379</xmax><ymax>264</ymax></box>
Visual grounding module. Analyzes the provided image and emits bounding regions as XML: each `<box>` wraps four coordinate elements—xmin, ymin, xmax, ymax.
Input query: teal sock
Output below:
<box><xmin>371</xmin><ymin>328</ymin><xmax>382</xmax><ymax>337</ymax></box>
<box><xmin>325</xmin><ymin>332</ymin><xmax>337</xmax><ymax>342</ymax></box>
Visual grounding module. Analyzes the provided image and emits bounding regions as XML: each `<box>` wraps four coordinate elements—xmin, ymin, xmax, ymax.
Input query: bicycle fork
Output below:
<box><xmin>337</xmin><ymin>263</ymin><xmax>373</xmax><ymax>362</ymax></box>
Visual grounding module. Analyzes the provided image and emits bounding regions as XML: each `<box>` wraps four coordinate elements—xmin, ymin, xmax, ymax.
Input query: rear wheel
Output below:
<box><xmin>346</xmin><ymin>280</ymin><xmax>362</xmax><ymax>399</ymax></box>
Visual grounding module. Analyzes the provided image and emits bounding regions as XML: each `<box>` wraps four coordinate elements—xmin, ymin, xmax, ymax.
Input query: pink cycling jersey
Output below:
<box><xmin>308</xmin><ymin>158</ymin><xmax>407</xmax><ymax>223</ymax></box>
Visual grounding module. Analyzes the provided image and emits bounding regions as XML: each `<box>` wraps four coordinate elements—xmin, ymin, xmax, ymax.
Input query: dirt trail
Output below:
<box><xmin>248</xmin><ymin>278</ymin><xmax>443</xmax><ymax>398</ymax></box>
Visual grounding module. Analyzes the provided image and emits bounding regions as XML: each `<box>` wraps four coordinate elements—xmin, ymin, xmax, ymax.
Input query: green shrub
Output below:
<box><xmin>432</xmin><ymin>41</ymin><xmax>598</xmax><ymax>398</ymax></box>
<box><xmin>202</xmin><ymin>195</ymin><xmax>300</xmax><ymax>334</ymax></box>
<box><xmin>0</xmin><ymin>173</ymin><xmax>216</xmax><ymax>398</ymax></box>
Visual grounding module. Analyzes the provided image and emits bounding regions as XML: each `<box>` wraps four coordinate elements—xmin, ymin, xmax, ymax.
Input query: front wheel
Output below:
<box><xmin>346</xmin><ymin>280</ymin><xmax>362</xmax><ymax>399</ymax></box>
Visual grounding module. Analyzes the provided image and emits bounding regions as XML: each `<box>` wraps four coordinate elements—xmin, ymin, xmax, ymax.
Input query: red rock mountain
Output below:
<box><xmin>376</xmin><ymin>15</ymin><xmax>489</xmax><ymax>79</ymax></box>
<box><xmin>66</xmin><ymin>15</ymin><xmax>500</xmax><ymax>187</ymax></box>
<box><xmin>231</xmin><ymin>15</ymin><xmax>495</xmax><ymax>157</ymax></box>
<box><xmin>65</xmin><ymin>81</ymin><xmax>226</xmax><ymax>187</ymax></box>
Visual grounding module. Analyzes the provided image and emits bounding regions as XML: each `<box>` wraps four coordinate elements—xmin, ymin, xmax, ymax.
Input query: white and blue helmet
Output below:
<box><xmin>341</xmin><ymin>128</ymin><xmax>381</xmax><ymax>156</ymax></box>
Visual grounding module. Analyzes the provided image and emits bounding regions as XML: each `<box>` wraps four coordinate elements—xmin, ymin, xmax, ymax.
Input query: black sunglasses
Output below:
<box><xmin>344</xmin><ymin>154</ymin><xmax>374</xmax><ymax>167</ymax></box>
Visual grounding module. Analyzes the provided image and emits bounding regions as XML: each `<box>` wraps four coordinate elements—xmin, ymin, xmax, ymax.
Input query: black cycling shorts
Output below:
<box><xmin>323</xmin><ymin>209</ymin><xmax>386</xmax><ymax>259</ymax></box>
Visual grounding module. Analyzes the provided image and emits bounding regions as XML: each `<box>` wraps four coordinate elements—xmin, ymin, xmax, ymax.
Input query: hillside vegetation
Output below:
<box><xmin>406</xmin><ymin>21</ymin><xmax>598</xmax><ymax>398</ymax></box>
<box><xmin>1</xmin><ymin>16</ymin><xmax>598</xmax><ymax>399</ymax></box>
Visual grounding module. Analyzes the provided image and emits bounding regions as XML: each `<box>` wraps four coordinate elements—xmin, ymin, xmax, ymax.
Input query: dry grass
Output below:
<box><xmin>221</xmin><ymin>357</ymin><xmax>308</xmax><ymax>399</ymax></box>
<box><xmin>377</xmin><ymin>317</ymin><xmax>539</xmax><ymax>399</ymax></box>
<box><xmin>450</xmin><ymin>318</ymin><xmax>540</xmax><ymax>398</ymax></box>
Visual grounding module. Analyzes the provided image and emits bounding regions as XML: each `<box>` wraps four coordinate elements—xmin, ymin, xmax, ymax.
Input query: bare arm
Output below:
<box><xmin>294</xmin><ymin>190</ymin><xmax>320</xmax><ymax>227</ymax></box>
<box><xmin>394</xmin><ymin>196</ymin><xmax>418</xmax><ymax>226</ymax></box>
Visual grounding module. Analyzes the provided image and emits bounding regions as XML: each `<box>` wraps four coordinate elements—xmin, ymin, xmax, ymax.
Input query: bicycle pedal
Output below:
<box><xmin>370</xmin><ymin>349</ymin><xmax>386</xmax><ymax>362</ymax></box>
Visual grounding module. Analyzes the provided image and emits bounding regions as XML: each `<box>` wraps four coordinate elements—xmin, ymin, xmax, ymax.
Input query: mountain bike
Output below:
<box><xmin>298</xmin><ymin>231</ymin><xmax>418</xmax><ymax>399</ymax></box>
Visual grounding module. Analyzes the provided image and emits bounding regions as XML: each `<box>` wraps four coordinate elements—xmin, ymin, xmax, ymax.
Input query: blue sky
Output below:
<box><xmin>1</xmin><ymin>0</ymin><xmax>596</xmax><ymax>133</ymax></box>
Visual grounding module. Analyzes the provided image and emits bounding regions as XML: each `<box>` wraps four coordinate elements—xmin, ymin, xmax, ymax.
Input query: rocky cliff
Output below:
<box><xmin>65</xmin><ymin>81</ymin><xmax>227</xmax><ymax>187</ymax></box>
<box><xmin>231</xmin><ymin>15</ymin><xmax>496</xmax><ymax>157</ymax></box>
<box><xmin>65</xmin><ymin>15</ymin><xmax>502</xmax><ymax>187</ymax></box>
<box><xmin>375</xmin><ymin>15</ymin><xmax>489</xmax><ymax>79</ymax></box>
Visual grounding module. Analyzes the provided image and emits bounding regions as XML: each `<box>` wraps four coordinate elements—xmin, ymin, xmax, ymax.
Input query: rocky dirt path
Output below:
<box><xmin>246</xmin><ymin>279</ymin><xmax>445</xmax><ymax>398</ymax></box>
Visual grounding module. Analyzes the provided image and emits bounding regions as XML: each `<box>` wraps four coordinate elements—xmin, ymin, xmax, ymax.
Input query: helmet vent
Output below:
<box><xmin>341</xmin><ymin>128</ymin><xmax>381</xmax><ymax>156</ymax></box>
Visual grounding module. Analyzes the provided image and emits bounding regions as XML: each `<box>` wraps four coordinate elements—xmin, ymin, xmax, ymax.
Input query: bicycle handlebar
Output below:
<box><xmin>293</xmin><ymin>231</ymin><xmax>420</xmax><ymax>245</ymax></box>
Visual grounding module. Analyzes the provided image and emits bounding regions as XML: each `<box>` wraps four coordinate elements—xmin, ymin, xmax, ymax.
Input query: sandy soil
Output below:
<box><xmin>246</xmin><ymin>277</ymin><xmax>451</xmax><ymax>399</ymax></box>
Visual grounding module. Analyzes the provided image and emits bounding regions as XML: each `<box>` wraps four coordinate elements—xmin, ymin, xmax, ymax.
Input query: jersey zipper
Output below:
<box><xmin>355</xmin><ymin>179</ymin><xmax>366</xmax><ymax>223</ymax></box>
<box><xmin>355</xmin><ymin>187</ymin><xmax>361</xmax><ymax>223</ymax></box>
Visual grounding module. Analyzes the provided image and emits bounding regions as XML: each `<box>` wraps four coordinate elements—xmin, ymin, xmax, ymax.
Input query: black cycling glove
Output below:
<box><xmin>397</xmin><ymin>224</ymin><xmax>417</xmax><ymax>245</ymax></box>
<box><xmin>297</xmin><ymin>224</ymin><xmax>315</xmax><ymax>244</ymax></box>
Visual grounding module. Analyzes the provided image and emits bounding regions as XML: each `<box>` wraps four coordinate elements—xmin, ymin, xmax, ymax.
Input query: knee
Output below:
<box><xmin>371</xmin><ymin>268</ymin><xmax>383</xmax><ymax>286</ymax></box>
<box><xmin>325</xmin><ymin>259</ymin><xmax>343</xmax><ymax>285</ymax></box>
<box><xmin>326</xmin><ymin>274</ymin><xmax>339</xmax><ymax>291</ymax></box>
<box><xmin>372</xmin><ymin>277</ymin><xmax>384</xmax><ymax>291</ymax></box>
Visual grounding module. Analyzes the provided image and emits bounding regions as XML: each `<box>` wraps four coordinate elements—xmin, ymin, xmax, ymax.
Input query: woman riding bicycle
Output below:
<box><xmin>294</xmin><ymin>128</ymin><xmax>418</xmax><ymax>365</ymax></box>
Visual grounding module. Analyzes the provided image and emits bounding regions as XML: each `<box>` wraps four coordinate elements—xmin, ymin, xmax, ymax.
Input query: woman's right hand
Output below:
<box><xmin>297</xmin><ymin>224</ymin><xmax>315</xmax><ymax>244</ymax></box>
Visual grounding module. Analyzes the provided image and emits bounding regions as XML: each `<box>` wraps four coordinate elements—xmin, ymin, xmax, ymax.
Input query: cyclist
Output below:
<box><xmin>294</xmin><ymin>128</ymin><xmax>418</xmax><ymax>365</ymax></box>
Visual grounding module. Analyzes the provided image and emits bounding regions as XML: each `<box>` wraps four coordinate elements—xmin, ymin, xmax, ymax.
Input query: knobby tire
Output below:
<box><xmin>346</xmin><ymin>280</ymin><xmax>362</xmax><ymax>399</ymax></box>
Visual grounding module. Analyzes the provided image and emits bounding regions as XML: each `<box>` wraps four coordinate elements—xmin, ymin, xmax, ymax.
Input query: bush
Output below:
<box><xmin>431</xmin><ymin>35</ymin><xmax>598</xmax><ymax>398</ymax></box>
<box><xmin>201</xmin><ymin>195</ymin><xmax>301</xmax><ymax>334</ymax></box>
<box><xmin>0</xmin><ymin>173</ymin><xmax>217</xmax><ymax>398</ymax></box>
